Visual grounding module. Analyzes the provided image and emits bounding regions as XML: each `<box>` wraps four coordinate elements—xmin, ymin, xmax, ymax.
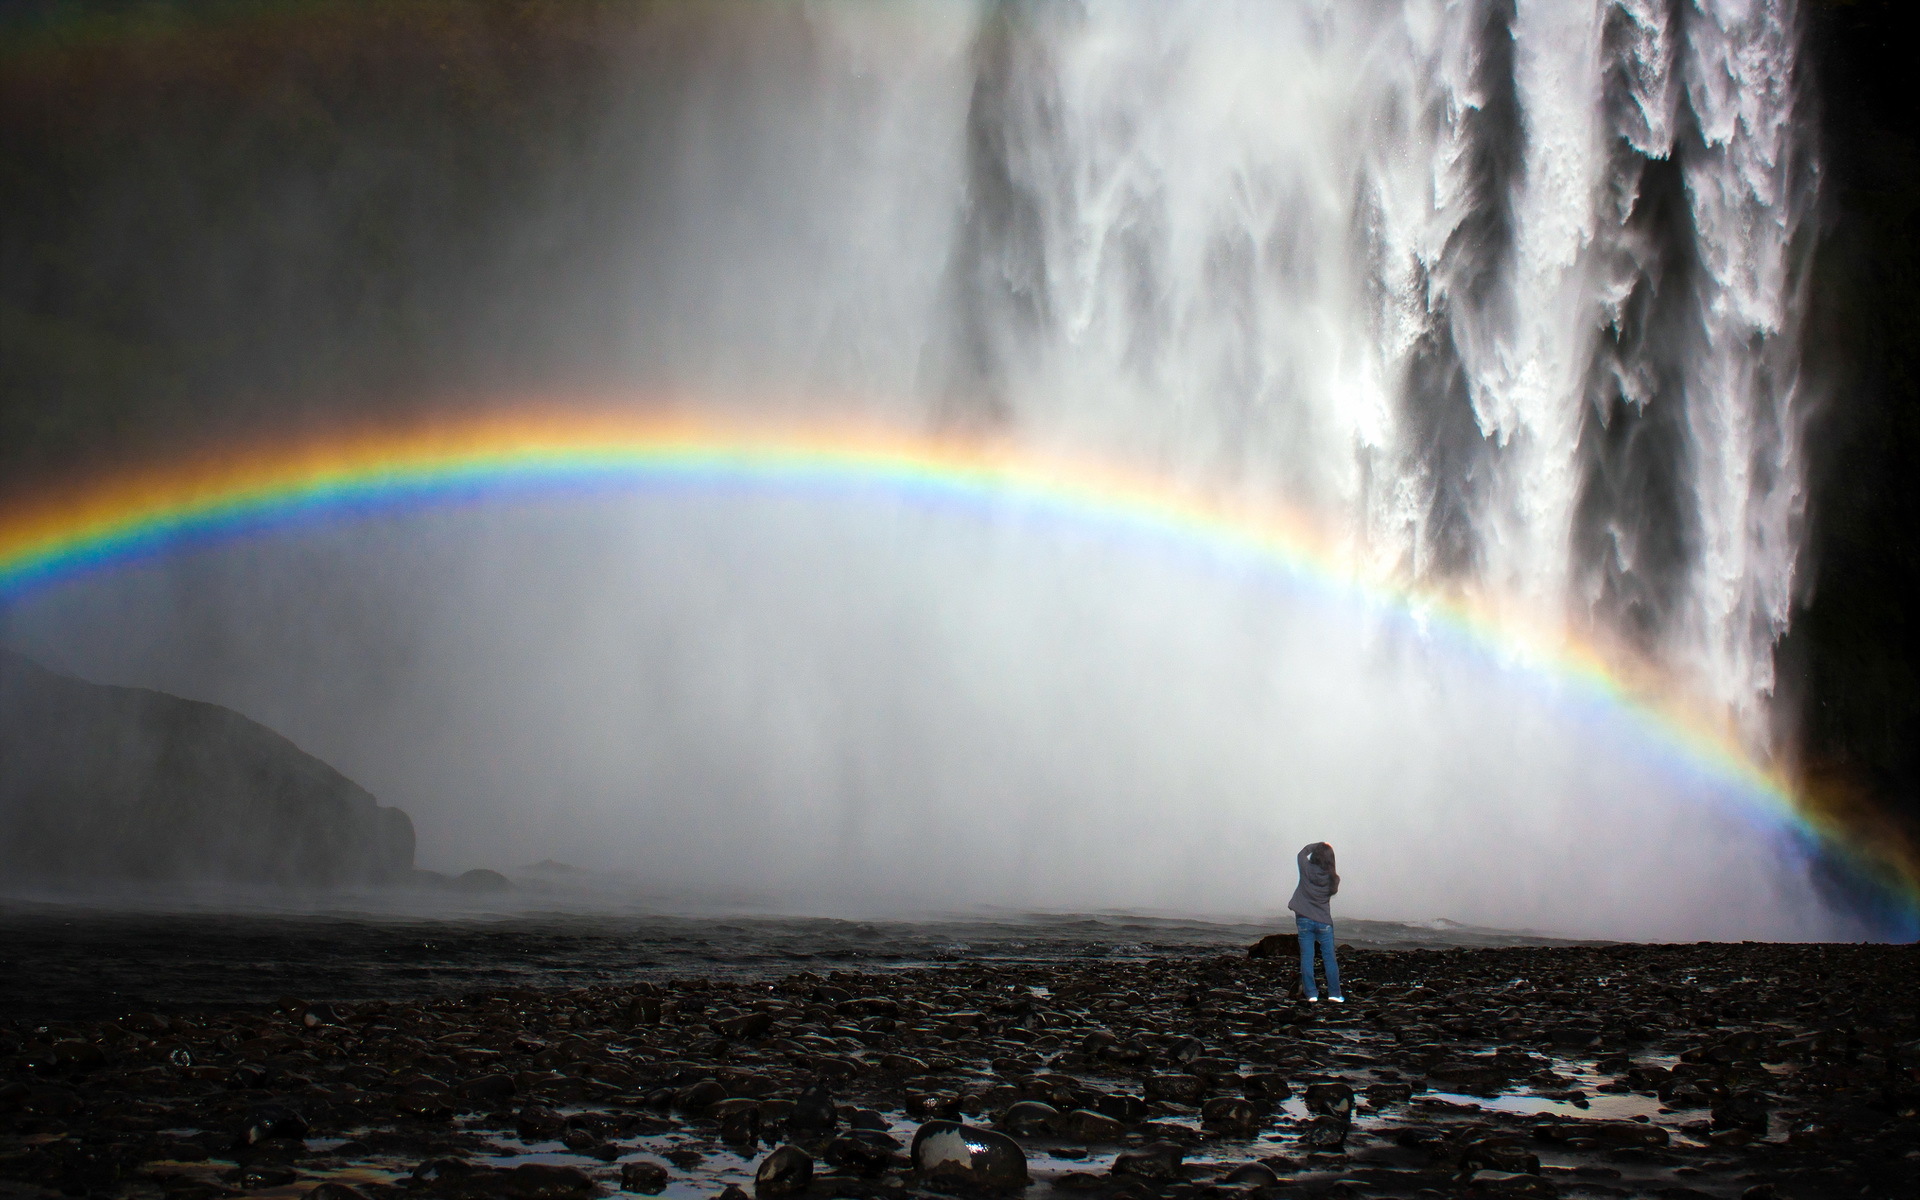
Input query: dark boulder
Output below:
<box><xmin>1200</xmin><ymin>1096</ymin><xmax>1261</xmax><ymax>1134</ymax></box>
<box><xmin>752</xmin><ymin>1146</ymin><xmax>812</xmax><ymax>1199</ymax></box>
<box><xmin>1222</xmin><ymin>1163</ymin><xmax>1278</xmax><ymax>1188</ymax></box>
<box><xmin>239</xmin><ymin>1104</ymin><xmax>308</xmax><ymax>1146</ymax></box>
<box><xmin>1303</xmin><ymin>1083</ymin><xmax>1354</xmax><ymax>1121</ymax></box>
<box><xmin>1297</xmin><ymin>1116</ymin><xmax>1349</xmax><ymax>1151</ymax></box>
<box><xmin>618</xmin><ymin>1162</ymin><xmax>669</xmax><ymax>1194</ymax></box>
<box><xmin>822</xmin><ymin>1132</ymin><xmax>901</xmax><ymax>1176</ymax></box>
<box><xmin>1060</xmin><ymin>1109</ymin><xmax>1126</xmax><ymax>1141</ymax></box>
<box><xmin>995</xmin><ymin>1100</ymin><xmax>1061</xmax><ymax>1137</ymax></box>
<box><xmin>1248</xmin><ymin>934</ymin><xmax>1301</xmax><ymax>959</ymax></box>
<box><xmin>784</xmin><ymin>1085</ymin><xmax>838</xmax><ymax>1139</ymax></box>
<box><xmin>911</xmin><ymin>1121</ymin><xmax>1029</xmax><ymax>1189</ymax></box>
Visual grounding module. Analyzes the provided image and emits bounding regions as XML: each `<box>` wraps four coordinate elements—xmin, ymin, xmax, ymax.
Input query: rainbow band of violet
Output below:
<box><xmin>0</xmin><ymin>408</ymin><xmax>1914</xmax><ymax>919</ymax></box>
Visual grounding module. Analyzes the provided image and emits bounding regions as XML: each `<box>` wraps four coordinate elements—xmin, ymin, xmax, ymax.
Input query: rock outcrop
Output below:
<box><xmin>0</xmin><ymin>651</ymin><xmax>413</xmax><ymax>887</ymax></box>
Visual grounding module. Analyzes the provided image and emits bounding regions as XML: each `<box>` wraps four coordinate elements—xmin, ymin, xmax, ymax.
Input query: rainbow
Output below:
<box><xmin>2</xmin><ymin>406</ymin><xmax>1916</xmax><ymax>920</ymax></box>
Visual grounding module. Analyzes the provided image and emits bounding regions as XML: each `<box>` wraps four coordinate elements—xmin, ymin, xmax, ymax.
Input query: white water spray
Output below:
<box><xmin>911</xmin><ymin>0</ymin><xmax>1814</xmax><ymax>743</ymax></box>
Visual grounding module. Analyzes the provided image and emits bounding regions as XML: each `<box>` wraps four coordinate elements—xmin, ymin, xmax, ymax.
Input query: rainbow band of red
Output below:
<box><xmin>1</xmin><ymin>409</ymin><xmax>1915</xmax><ymax>913</ymax></box>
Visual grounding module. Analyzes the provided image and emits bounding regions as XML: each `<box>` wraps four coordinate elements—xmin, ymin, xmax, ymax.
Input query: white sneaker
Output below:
<box><xmin>1306</xmin><ymin>996</ymin><xmax>1321</xmax><ymax>1003</ymax></box>
<box><xmin>1328</xmin><ymin>995</ymin><xmax>1346</xmax><ymax>1003</ymax></box>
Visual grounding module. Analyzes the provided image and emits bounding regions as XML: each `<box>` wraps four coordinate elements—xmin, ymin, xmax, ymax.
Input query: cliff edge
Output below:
<box><xmin>0</xmin><ymin>651</ymin><xmax>414</xmax><ymax>887</ymax></box>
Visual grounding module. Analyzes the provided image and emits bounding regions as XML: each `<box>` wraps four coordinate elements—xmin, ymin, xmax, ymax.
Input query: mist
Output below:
<box><xmin>0</xmin><ymin>489</ymin><xmax>1860</xmax><ymax>941</ymax></box>
<box><xmin>0</xmin><ymin>0</ymin><xmax>1871</xmax><ymax>939</ymax></box>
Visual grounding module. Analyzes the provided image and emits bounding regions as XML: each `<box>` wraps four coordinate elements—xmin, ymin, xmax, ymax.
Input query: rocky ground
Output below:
<box><xmin>2</xmin><ymin>942</ymin><xmax>1916</xmax><ymax>1200</ymax></box>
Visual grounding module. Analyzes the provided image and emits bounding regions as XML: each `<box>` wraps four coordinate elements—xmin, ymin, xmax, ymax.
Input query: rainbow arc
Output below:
<box><xmin>1</xmin><ymin>406</ymin><xmax>1914</xmax><ymax>915</ymax></box>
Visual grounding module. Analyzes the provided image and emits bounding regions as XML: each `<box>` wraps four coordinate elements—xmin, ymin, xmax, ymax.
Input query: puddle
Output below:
<box><xmin>1425</xmin><ymin>1090</ymin><xmax>1666</xmax><ymax>1122</ymax></box>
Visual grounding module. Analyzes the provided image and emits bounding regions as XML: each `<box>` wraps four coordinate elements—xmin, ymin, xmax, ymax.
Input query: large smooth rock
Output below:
<box><xmin>1061</xmin><ymin>1110</ymin><xmax>1126</xmax><ymax>1142</ymax></box>
<box><xmin>1201</xmin><ymin>1096</ymin><xmax>1261</xmax><ymax>1133</ymax></box>
<box><xmin>911</xmin><ymin>1121</ymin><xmax>1029</xmax><ymax>1189</ymax></box>
<box><xmin>753</xmin><ymin>1146</ymin><xmax>813</xmax><ymax>1198</ymax></box>
<box><xmin>995</xmin><ymin>1101</ymin><xmax>1061</xmax><ymax>1137</ymax></box>
<box><xmin>618</xmin><ymin>1162</ymin><xmax>669</xmax><ymax>1195</ymax></box>
<box><xmin>1303</xmin><ymin>1083</ymin><xmax>1354</xmax><ymax>1121</ymax></box>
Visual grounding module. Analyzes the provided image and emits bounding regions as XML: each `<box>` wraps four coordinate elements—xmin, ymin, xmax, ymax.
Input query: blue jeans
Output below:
<box><xmin>1296</xmin><ymin>916</ymin><xmax>1341</xmax><ymax>999</ymax></box>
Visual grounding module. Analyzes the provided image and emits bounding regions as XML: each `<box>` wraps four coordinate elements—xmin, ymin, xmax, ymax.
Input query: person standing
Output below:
<box><xmin>1288</xmin><ymin>841</ymin><xmax>1343</xmax><ymax>1002</ymax></box>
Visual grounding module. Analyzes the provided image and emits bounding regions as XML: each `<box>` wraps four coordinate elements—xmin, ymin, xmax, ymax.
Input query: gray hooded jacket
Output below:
<box><xmin>1287</xmin><ymin>842</ymin><xmax>1339</xmax><ymax>924</ymax></box>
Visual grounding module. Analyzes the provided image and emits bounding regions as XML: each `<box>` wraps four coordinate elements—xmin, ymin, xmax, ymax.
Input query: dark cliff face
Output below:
<box><xmin>0</xmin><ymin>651</ymin><xmax>414</xmax><ymax>886</ymax></box>
<box><xmin>1784</xmin><ymin>1</ymin><xmax>1920</xmax><ymax>827</ymax></box>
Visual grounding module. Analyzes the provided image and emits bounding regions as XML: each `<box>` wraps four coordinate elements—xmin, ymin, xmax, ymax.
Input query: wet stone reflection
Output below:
<box><xmin>0</xmin><ymin>942</ymin><xmax>1916</xmax><ymax>1200</ymax></box>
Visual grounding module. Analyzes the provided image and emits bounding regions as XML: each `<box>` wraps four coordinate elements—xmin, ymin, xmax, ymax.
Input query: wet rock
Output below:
<box><xmin>674</xmin><ymin>1079</ymin><xmax>727</xmax><ymax>1113</ymax></box>
<box><xmin>561</xmin><ymin>1130</ymin><xmax>619</xmax><ymax>1161</ymax></box>
<box><xmin>229</xmin><ymin>1062</ymin><xmax>271</xmax><ymax>1089</ymax></box>
<box><xmin>1546</xmin><ymin>1024</ymin><xmax>1600</xmax><ymax>1051</ymax></box>
<box><xmin>752</xmin><ymin>1146</ymin><xmax>813</xmax><ymax>1199</ymax></box>
<box><xmin>1711</xmin><ymin>1090</ymin><xmax>1770</xmax><ymax>1132</ymax></box>
<box><xmin>1060</xmin><ymin>1109</ymin><xmax>1126</xmax><ymax>1141</ymax></box>
<box><xmin>618</xmin><ymin>1161</ymin><xmax>669</xmax><ymax>1195</ymax></box>
<box><xmin>1199</xmin><ymin>1097</ymin><xmax>1260</xmax><ymax>1134</ymax></box>
<box><xmin>995</xmin><ymin>1100</ymin><xmax>1061</xmax><ymax>1137</ymax></box>
<box><xmin>717</xmin><ymin>1011</ymin><xmax>774</xmax><ymax>1040</ymax></box>
<box><xmin>239</xmin><ymin>1104</ymin><xmax>308</xmax><ymax>1146</ymax></box>
<box><xmin>307</xmin><ymin>1185</ymin><xmax>372</xmax><ymax>1200</ymax></box>
<box><xmin>1364</xmin><ymin>1082</ymin><xmax>1413</xmax><ymax>1107</ymax></box>
<box><xmin>1460</xmin><ymin>1135</ymin><xmax>1537</xmax><ymax>1175</ymax></box>
<box><xmin>228</xmin><ymin>1164</ymin><xmax>299</xmax><ymax>1188</ymax></box>
<box><xmin>783</xmin><ymin>1086</ymin><xmax>838</xmax><ymax>1140</ymax></box>
<box><xmin>1242</xmin><ymin>1074</ymin><xmax>1290</xmax><ymax>1101</ymax></box>
<box><xmin>715</xmin><ymin>1102</ymin><xmax>763</xmax><ymax>1146</ymax></box>
<box><xmin>1427</xmin><ymin>1061</ymin><xmax>1508</xmax><ymax>1095</ymax></box>
<box><xmin>1092</xmin><ymin>1093</ymin><xmax>1148</xmax><ymax>1124</ymax></box>
<box><xmin>1302</xmin><ymin>1083</ymin><xmax>1354</xmax><ymax>1121</ymax></box>
<box><xmin>1143</xmin><ymin>1074</ymin><xmax>1205</xmax><ymax>1104</ymax></box>
<box><xmin>415</xmin><ymin>1159</ymin><xmax>479</xmax><ymax>1185</ymax></box>
<box><xmin>911</xmin><ymin>1121</ymin><xmax>1029</xmax><ymax>1189</ymax></box>
<box><xmin>1109</xmin><ymin>1142</ymin><xmax>1183</xmax><ymax>1182</ymax></box>
<box><xmin>1297</xmin><ymin>1116</ymin><xmax>1349</xmax><ymax>1151</ymax></box>
<box><xmin>822</xmin><ymin>1131</ymin><xmax>902</xmax><ymax>1176</ymax></box>
<box><xmin>49</xmin><ymin>1040</ymin><xmax>104</xmax><ymax>1071</ymax></box>
<box><xmin>300</xmin><ymin>1003</ymin><xmax>343</xmax><ymax>1028</ymax></box>
<box><xmin>516</xmin><ymin>1106</ymin><xmax>566</xmax><ymax>1141</ymax></box>
<box><xmin>1220</xmin><ymin>1163</ymin><xmax>1279</xmax><ymax>1188</ymax></box>
<box><xmin>1053</xmin><ymin>1172</ymin><xmax>1107</xmax><ymax>1191</ymax></box>
<box><xmin>1247</xmin><ymin>934</ymin><xmax>1300</xmax><ymax>959</ymax></box>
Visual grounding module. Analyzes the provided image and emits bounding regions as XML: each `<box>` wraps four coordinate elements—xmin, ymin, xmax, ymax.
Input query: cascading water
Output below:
<box><xmin>920</xmin><ymin>0</ymin><xmax>1814</xmax><ymax>743</ymax></box>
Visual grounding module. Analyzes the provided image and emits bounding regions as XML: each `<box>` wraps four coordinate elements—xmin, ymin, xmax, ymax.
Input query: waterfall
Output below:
<box><xmin>919</xmin><ymin>0</ymin><xmax>1814</xmax><ymax>741</ymax></box>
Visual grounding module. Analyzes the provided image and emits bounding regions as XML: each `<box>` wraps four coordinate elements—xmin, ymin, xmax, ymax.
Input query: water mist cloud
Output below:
<box><xmin>3</xmin><ymin>493</ymin><xmax>1862</xmax><ymax>941</ymax></box>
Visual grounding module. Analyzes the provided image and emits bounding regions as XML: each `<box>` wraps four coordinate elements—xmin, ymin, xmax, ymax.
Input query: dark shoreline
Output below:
<box><xmin>0</xmin><ymin>906</ymin><xmax>1593</xmax><ymax>1023</ymax></box>
<box><xmin>3</xmin><ymin>934</ymin><xmax>1915</xmax><ymax>1200</ymax></box>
